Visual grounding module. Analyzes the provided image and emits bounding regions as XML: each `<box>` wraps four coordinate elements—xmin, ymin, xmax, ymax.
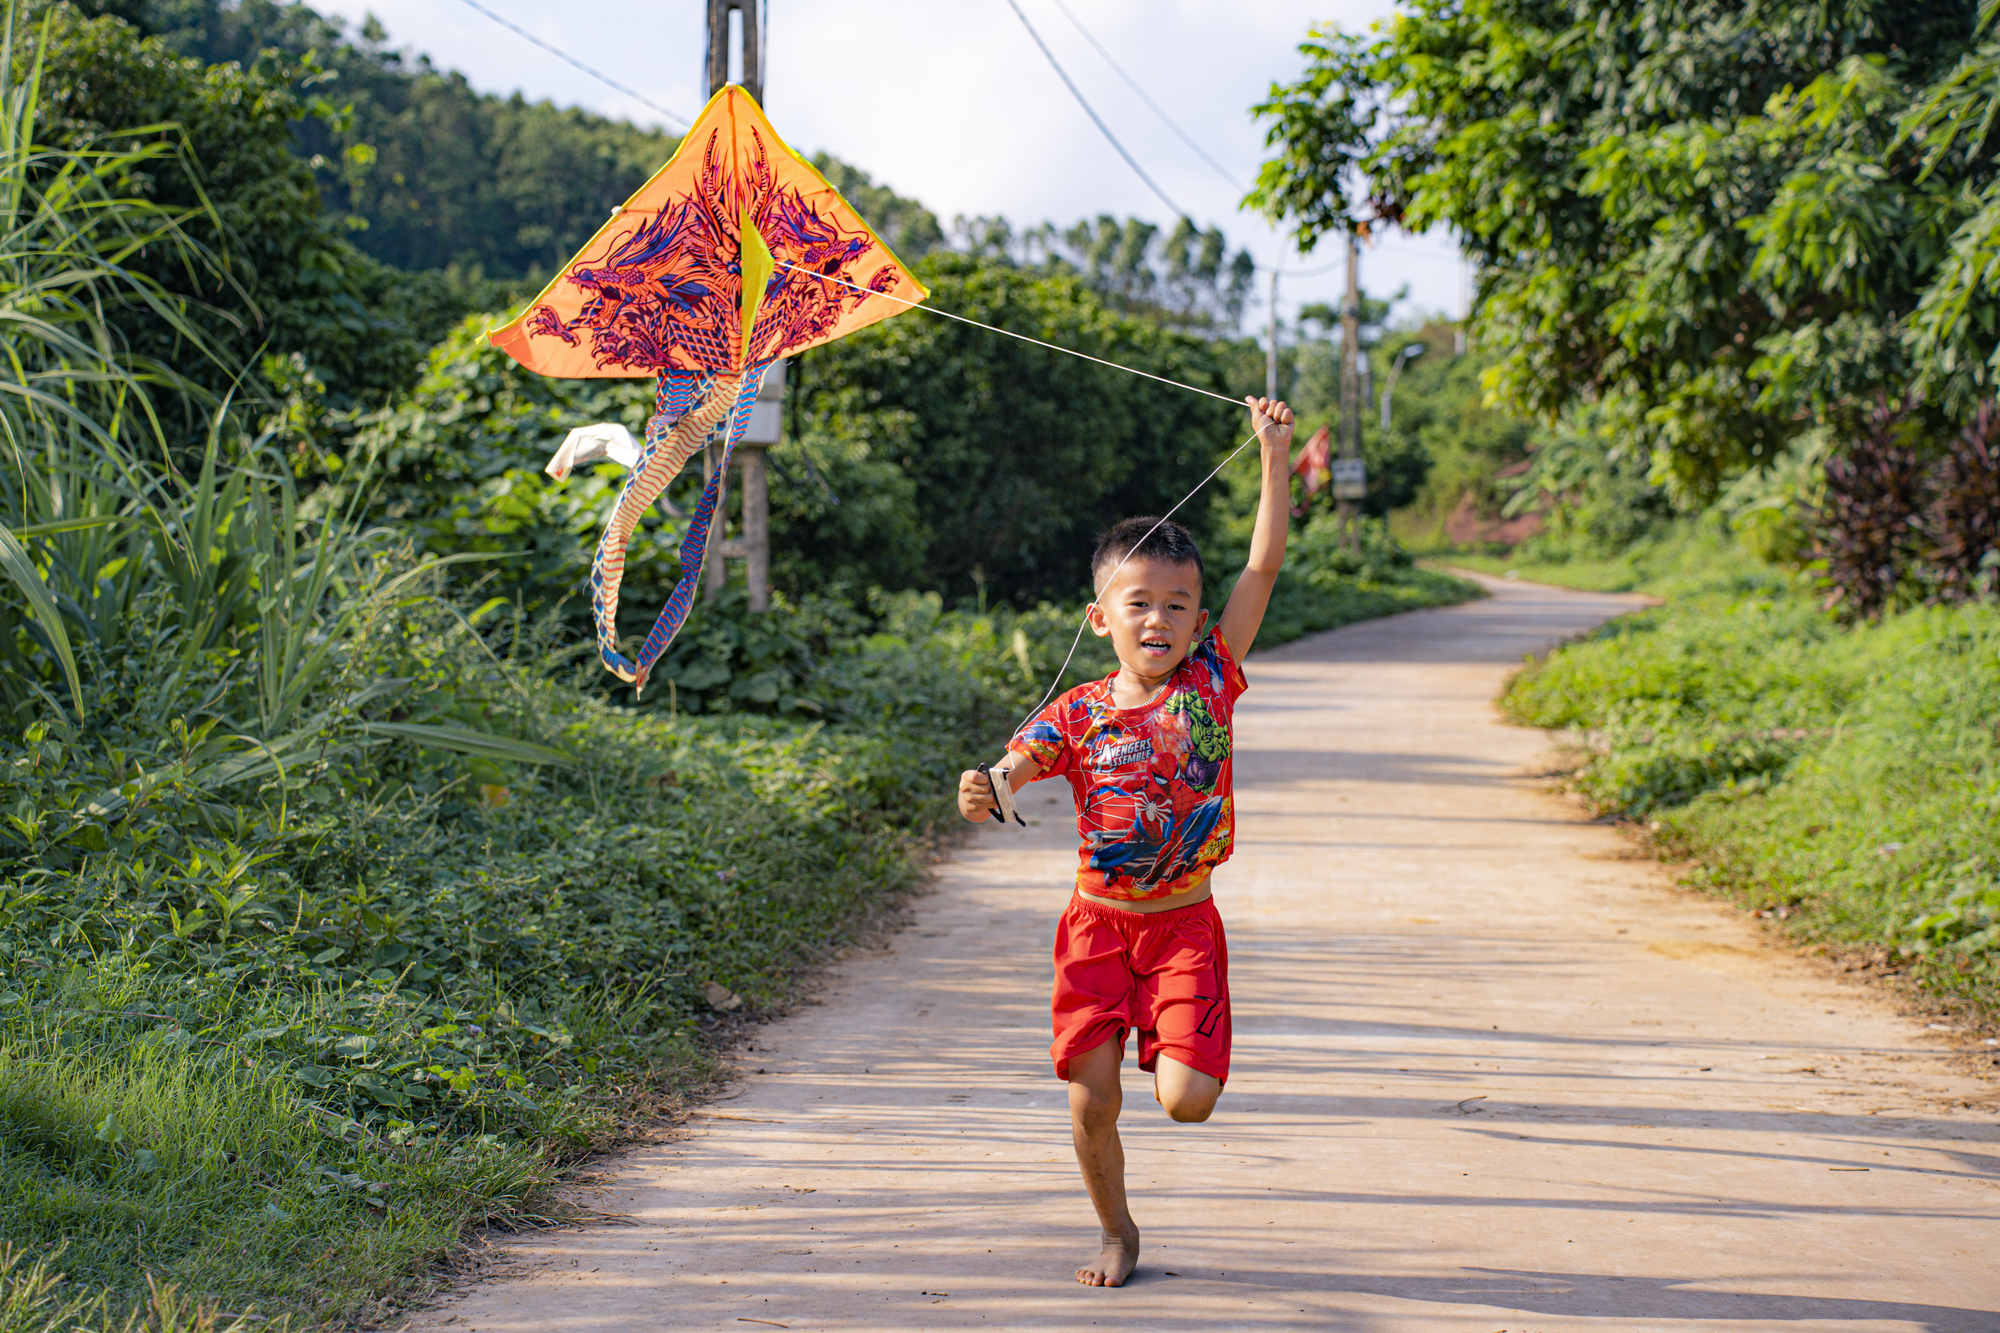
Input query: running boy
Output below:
<box><xmin>956</xmin><ymin>395</ymin><xmax>1295</xmax><ymax>1288</ymax></box>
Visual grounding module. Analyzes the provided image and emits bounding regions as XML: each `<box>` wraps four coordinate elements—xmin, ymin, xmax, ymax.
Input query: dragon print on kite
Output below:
<box><xmin>521</xmin><ymin>127</ymin><xmax>902</xmax><ymax>374</ymax></box>
<box><xmin>490</xmin><ymin>85</ymin><xmax>925</xmax><ymax>693</ymax></box>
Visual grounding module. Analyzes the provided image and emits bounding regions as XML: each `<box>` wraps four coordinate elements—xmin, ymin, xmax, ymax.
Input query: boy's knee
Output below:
<box><xmin>1160</xmin><ymin>1090</ymin><xmax>1217</xmax><ymax>1123</ymax></box>
<box><xmin>1069</xmin><ymin>1081</ymin><xmax>1121</xmax><ymax>1127</ymax></box>
<box><xmin>1153</xmin><ymin>1057</ymin><xmax>1222</xmax><ymax>1122</ymax></box>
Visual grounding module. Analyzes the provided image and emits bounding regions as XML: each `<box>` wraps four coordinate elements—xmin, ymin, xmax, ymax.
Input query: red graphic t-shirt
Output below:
<box><xmin>1008</xmin><ymin>631</ymin><xmax>1248</xmax><ymax>901</ymax></box>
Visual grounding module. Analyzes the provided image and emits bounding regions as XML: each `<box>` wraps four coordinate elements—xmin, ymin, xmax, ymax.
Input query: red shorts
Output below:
<box><xmin>1050</xmin><ymin>892</ymin><xmax>1231</xmax><ymax>1084</ymax></box>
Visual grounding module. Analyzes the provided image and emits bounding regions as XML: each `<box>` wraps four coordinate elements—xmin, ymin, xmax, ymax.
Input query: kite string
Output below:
<box><xmin>769</xmin><ymin>258</ymin><xmax>1282</xmax><ymax>756</ymax></box>
<box><xmin>770</xmin><ymin>259</ymin><xmax>1245</xmax><ymax>409</ymax></box>
<box><xmin>1009</xmin><ymin>422</ymin><xmax>1270</xmax><ymax>743</ymax></box>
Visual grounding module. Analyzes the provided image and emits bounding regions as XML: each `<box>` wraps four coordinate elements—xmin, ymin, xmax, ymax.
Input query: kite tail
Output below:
<box><xmin>589</xmin><ymin>371</ymin><xmax>743</xmax><ymax>686</ymax></box>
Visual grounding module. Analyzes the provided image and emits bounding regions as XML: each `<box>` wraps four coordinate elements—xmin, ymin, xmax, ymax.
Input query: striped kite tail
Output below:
<box><xmin>590</xmin><ymin>372</ymin><xmax>743</xmax><ymax>684</ymax></box>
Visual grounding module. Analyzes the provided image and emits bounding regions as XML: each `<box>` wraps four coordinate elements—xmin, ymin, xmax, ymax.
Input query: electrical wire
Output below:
<box><xmin>1260</xmin><ymin>255</ymin><xmax>1345</xmax><ymax>279</ymax></box>
<box><xmin>771</xmin><ymin>255</ymin><xmax>1278</xmax><ymax>738</ymax></box>
<box><xmin>999</xmin><ymin>0</ymin><xmax>1189</xmax><ymax>222</ymax></box>
<box><xmin>453</xmin><ymin>0</ymin><xmax>691</xmax><ymax>127</ymax></box>
<box><xmin>1046</xmin><ymin>0</ymin><xmax>1242</xmax><ymax>190</ymax></box>
<box><xmin>771</xmin><ymin>258</ymin><xmax>1243</xmax><ymax>407</ymax></box>
<box><xmin>1004</xmin><ymin>5</ymin><xmax>1460</xmax><ymax>280</ymax></box>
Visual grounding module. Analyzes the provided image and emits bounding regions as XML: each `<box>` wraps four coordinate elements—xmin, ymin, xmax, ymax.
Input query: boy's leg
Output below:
<box><xmin>1135</xmin><ymin>900</ymin><xmax>1231</xmax><ymax>1121</ymax></box>
<box><xmin>1066</xmin><ymin>1035</ymin><xmax>1140</xmax><ymax>1287</ymax></box>
<box><xmin>1153</xmin><ymin>1054</ymin><xmax>1223</xmax><ymax>1122</ymax></box>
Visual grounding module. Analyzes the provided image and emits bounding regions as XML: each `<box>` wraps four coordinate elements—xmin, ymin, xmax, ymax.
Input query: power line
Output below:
<box><xmin>453</xmin><ymin>0</ymin><xmax>692</xmax><ymax>127</ymax></box>
<box><xmin>772</xmin><ymin>257</ymin><xmax>1242</xmax><ymax>407</ymax></box>
<box><xmin>1046</xmin><ymin>0</ymin><xmax>1243</xmax><ymax>190</ymax></box>
<box><xmin>1374</xmin><ymin>242</ymin><xmax>1462</xmax><ymax>266</ymax></box>
<box><xmin>1262</xmin><ymin>255</ymin><xmax>1344</xmax><ymax>278</ymax></box>
<box><xmin>999</xmin><ymin>0</ymin><xmax>1189</xmax><ymax>222</ymax></box>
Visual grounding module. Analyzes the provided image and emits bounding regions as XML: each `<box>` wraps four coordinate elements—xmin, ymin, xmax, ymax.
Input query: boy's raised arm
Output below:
<box><xmin>1215</xmin><ymin>397</ymin><xmax>1296</xmax><ymax>659</ymax></box>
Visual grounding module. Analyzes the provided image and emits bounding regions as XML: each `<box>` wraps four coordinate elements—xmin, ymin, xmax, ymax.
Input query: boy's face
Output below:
<box><xmin>1087</xmin><ymin>557</ymin><xmax>1208</xmax><ymax>682</ymax></box>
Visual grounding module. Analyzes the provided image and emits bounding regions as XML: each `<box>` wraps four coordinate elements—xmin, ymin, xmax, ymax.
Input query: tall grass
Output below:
<box><xmin>0</xmin><ymin>13</ymin><xmax>632</xmax><ymax>1323</ymax></box>
<box><xmin>0</xmin><ymin>0</ymin><xmax>570</xmax><ymax>790</ymax></box>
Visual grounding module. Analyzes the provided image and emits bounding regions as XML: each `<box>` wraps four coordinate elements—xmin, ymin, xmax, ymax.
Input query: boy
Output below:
<box><xmin>956</xmin><ymin>395</ymin><xmax>1296</xmax><ymax>1287</ymax></box>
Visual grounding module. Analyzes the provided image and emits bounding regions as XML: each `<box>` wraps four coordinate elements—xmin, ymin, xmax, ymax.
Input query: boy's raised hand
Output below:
<box><xmin>1246</xmin><ymin>395</ymin><xmax>1296</xmax><ymax>453</ymax></box>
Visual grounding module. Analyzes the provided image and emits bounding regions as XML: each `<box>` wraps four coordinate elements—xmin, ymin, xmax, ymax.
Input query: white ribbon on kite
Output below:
<box><xmin>545</xmin><ymin>423</ymin><xmax>687</xmax><ymax>519</ymax></box>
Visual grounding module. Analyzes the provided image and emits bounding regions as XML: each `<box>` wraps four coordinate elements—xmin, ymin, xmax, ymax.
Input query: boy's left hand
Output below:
<box><xmin>1245</xmin><ymin>396</ymin><xmax>1295</xmax><ymax>453</ymax></box>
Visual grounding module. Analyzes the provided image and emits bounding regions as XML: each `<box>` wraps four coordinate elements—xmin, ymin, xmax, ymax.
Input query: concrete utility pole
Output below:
<box><xmin>701</xmin><ymin>0</ymin><xmax>779</xmax><ymax>612</ymax></box>
<box><xmin>1456</xmin><ymin>254</ymin><xmax>1469</xmax><ymax>356</ymax></box>
<box><xmin>1333</xmin><ymin>229</ymin><xmax>1364</xmax><ymax>542</ymax></box>
<box><xmin>705</xmin><ymin>0</ymin><xmax>760</xmax><ymax>102</ymax></box>
<box><xmin>1265</xmin><ymin>267</ymin><xmax>1279</xmax><ymax>401</ymax></box>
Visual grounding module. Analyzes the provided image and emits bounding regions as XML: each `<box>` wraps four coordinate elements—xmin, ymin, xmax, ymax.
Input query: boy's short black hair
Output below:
<box><xmin>1091</xmin><ymin>516</ymin><xmax>1205</xmax><ymax>595</ymax></box>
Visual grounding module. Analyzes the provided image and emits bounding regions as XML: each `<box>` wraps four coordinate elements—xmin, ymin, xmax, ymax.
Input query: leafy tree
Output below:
<box><xmin>1249</xmin><ymin>0</ymin><xmax>1989</xmax><ymax>502</ymax></box>
<box><xmin>32</xmin><ymin>3</ymin><xmax>429</xmax><ymax>408</ymax></box>
<box><xmin>797</xmin><ymin>252</ymin><xmax>1243</xmax><ymax>606</ymax></box>
<box><xmin>957</xmin><ymin>212</ymin><xmax>1256</xmax><ymax>334</ymax></box>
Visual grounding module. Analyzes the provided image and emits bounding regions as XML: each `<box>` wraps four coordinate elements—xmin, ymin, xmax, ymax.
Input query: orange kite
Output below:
<box><xmin>489</xmin><ymin>85</ymin><xmax>926</xmax><ymax>690</ymax></box>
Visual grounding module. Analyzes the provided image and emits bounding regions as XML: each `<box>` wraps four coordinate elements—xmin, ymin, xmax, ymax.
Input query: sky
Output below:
<box><xmin>317</xmin><ymin>0</ymin><xmax>1465</xmax><ymax>334</ymax></box>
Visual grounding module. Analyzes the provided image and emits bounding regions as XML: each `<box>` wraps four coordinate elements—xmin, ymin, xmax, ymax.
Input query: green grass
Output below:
<box><xmin>0</xmin><ymin>969</ymin><xmax>561</xmax><ymax>1330</ymax></box>
<box><xmin>0</xmin><ymin>590</ymin><xmax>1014</xmax><ymax>1326</ymax></box>
<box><xmin>1502</xmin><ymin>567</ymin><xmax>2000</xmax><ymax>1018</ymax></box>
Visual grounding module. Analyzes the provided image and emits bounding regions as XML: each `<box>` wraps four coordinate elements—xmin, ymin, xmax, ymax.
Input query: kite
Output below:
<box><xmin>490</xmin><ymin>85</ymin><xmax>926</xmax><ymax>692</ymax></box>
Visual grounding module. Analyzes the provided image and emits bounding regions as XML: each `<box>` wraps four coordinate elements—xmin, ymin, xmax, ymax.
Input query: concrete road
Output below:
<box><xmin>406</xmin><ymin>575</ymin><xmax>2000</xmax><ymax>1333</ymax></box>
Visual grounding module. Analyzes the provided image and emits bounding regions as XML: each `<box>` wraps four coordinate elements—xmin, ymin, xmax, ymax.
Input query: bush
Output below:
<box><xmin>0</xmin><ymin>568</ymin><xmax>1048</xmax><ymax>1321</ymax></box>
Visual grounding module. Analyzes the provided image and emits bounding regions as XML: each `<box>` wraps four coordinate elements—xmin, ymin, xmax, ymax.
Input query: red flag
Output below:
<box><xmin>1292</xmin><ymin>425</ymin><xmax>1331</xmax><ymax>515</ymax></box>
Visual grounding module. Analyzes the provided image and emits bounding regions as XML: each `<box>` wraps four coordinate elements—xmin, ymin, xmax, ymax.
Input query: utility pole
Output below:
<box><xmin>1333</xmin><ymin>229</ymin><xmax>1364</xmax><ymax>544</ymax></box>
<box><xmin>701</xmin><ymin>0</ymin><xmax>777</xmax><ymax>611</ymax></box>
<box><xmin>1456</xmin><ymin>254</ymin><xmax>1469</xmax><ymax>356</ymax></box>
<box><xmin>705</xmin><ymin>0</ymin><xmax>760</xmax><ymax>102</ymax></box>
<box><xmin>1264</xmin><ymin>267</ymin><xmax>1279</xmax><ymax>401</ymax></box>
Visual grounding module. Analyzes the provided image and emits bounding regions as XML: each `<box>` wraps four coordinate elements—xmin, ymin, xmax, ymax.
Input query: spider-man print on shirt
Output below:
<box><xmin>1010</xmin><ymin>631</ymin><xmax>1248</xmax><ymax>902</ymax></box>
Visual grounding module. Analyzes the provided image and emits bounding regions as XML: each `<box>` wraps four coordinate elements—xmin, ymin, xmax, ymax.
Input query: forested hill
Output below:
<box><xmin>69</xmin><ymin>0</ymin><xmax>946</xmax><ymax>277</ymax></box>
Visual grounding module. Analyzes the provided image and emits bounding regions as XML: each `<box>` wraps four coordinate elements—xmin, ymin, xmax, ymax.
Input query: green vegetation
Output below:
<box><xmin>1246</xmin><ymin>2</ymin><xmax>1999</xmax><ymax>1021</ymax></box>
<box><xmin>1251</xmin><ymin>0</ymin><xmax>2000</xmax><ymax>617</ymax></box>
<box><xmin>32</xmin><ymin>4</ymin><xmax>430</xmax><ymax>407</ymax></box>
<box><xmin>1439</xmin><ymin>519</ymin><xmax>1737</xmax><ymax>595</ymax></box>
<box><xmin>0</xmin><ymin>21</ymin><xmax>1473</xmax><ymax>1328</ymax></box>
<box><xmin>792</xmin><ymin>253</ymin><xmax>1244</xmax><ymax>606</ymax></box>
<box><xmin>1503</xmin><ymin>555</ymin><xmax>2000</xmax><ymax>1018</ymax></box>
<box><xmin>1226</xmin><ymin>516</ymin><xmax>1479</xmax><ymax>645</ymax></box>
<box><xmin>1252</xmin><ymin>0</ymin><xmax>1992</xmax><ymax>495</ymax></box>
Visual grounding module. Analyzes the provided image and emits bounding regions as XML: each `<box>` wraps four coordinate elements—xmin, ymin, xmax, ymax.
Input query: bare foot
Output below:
<box><xmin>1075</xmin><ymin>1225</ymin><xmax>1140</xmax><ymax>1287</ymax></box>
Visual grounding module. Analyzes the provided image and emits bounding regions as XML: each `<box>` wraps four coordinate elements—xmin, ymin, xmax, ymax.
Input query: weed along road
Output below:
<box><xmin>406</xmin><ymin>576</ymin><xmax>2000</xmax><ymax>1333</ymax></box>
